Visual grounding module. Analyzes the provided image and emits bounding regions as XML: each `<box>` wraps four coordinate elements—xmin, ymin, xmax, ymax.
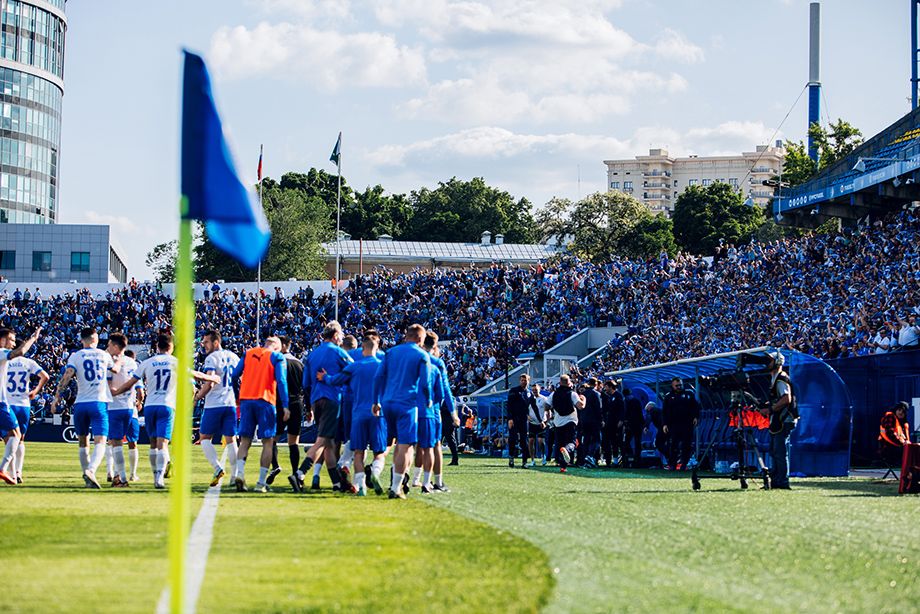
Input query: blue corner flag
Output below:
<box><xmin>181</xmin><ymin>50</ymin><xmax>269</xmax><ymax>269</ymax></box>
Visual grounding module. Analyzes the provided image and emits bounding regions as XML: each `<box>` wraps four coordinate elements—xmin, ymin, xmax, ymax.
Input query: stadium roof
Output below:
<box><xmin>322</xmin><ymin>239</ymin><xmax>561</xmax><ymax>262</ymax></box>
<box><xmin>775</xmin><ymin>106</ymin><xmax>920</xmax><ymax>224</ymax></box>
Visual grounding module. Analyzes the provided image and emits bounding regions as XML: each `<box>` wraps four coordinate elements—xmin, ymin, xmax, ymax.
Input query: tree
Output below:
<box><xmin>145</xmin><ymin>240</ymin><xmax>177</xmax><ymax>283</ymax></box>
<box><xmin>809</xmin><ymin>119</ymin><xmax>863</xmax><ymax>171</ymax></box>
<box><xmin>195</xmin><ymin>184</ymin><xmax>330</xmax><ymax>281</ymax></box>
<box><xmin>672</xmin><ymin>183</ymin><xmax>765</xmax><ymax>255</ymax></box>
<box><xmin>343</xmin><ymin>185</ymin><xmax>413</xmax><ymax>239</ymax></box>
<box><xmin>403</xmin><ymin>177</ymin><xmax>536</xmax><ymax>243</ymax></box>
<box><xmin>534</xmin><ymin>191</ymin><xmax>672</xmax><ymax>261</ymax></box>
<box><xmin>779</xmin><ymin>140</ymin><xmax>817</xmax><ymax>188</ymax></box>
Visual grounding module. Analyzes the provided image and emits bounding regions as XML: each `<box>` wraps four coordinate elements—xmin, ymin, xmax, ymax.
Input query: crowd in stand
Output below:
<box><xmin>1</xmin><ymin>209</ymin><xmax>919</xmax><ymax>416</ymax></box>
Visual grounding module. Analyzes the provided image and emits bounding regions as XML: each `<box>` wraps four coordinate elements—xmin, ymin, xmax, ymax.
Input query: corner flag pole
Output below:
<box><xmin>169</xmin><ymin>198</ymin><xmax>195</xmax><ymax>614</ymax></box>
<box><xmin>256</xmin><ymin>144</ymin><xmax>263</xmax><ymax>345</ymax></box>
<box><xmin>334</xmin><ymin>133</ymin><xmax>341</xmax><ymax>321</ymax></box>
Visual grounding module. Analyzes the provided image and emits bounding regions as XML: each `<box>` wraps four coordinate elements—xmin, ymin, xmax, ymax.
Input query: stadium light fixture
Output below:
<box><xmin>893</xmin><ymin>177</ymin><xmax>902</xmax><ymax>188</ymax></box>
<box><xmin>852</xmin><ymin>156</ymin><xmax>900</xmax><ymax>173</ymax></box>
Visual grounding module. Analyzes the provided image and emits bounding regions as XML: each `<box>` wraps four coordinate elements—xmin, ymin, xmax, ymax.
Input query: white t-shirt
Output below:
<box><xmin>110</xmin><ymin>356</ymin><xmax>141</xmax><ymax>410</ymax></box>
<box><xmin>873</xmin><ymin>333</ymin><xmax>890</xmax><ymax>354</ymax></box>
<box><xmin>67</xmin><ymin>348</ymin><xmax>115</xmax><ymax>404</ymax></box>
<box><xmin>202</xmin><ymin>349</ymin><xmax>240</xmax><ymax>409</ymax></box>
<box><xmin>898</xmin><ymin>324</ymin><xmax>920</xmax><ymax>347</ymax></box>
<box><xmin>136</xmin><ymin>354</ymin><xmax>178</xmax><ymax>409</ymax></box>
<box><xmin>553</xmin><ymin>391</ymin><xmax>581</xmax><ymax>428</ymax></box>
<box><xmin>6</xmin><ymin>357</ymin><xmax>45</xmax><ymax>407</ymax></box>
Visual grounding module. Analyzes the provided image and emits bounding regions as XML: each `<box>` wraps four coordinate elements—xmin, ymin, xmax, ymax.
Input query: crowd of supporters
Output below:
<box><xmin>1</xmin><ymin>209</ymin><xmax>918</xmax><ymax>411</ymax></box>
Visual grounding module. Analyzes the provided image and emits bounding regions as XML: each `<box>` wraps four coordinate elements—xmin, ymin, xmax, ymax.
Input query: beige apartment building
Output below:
<box><xmin>603</xmin><ymin>142</ymin><xmax>786</xmax><ymax>216</ymax></box>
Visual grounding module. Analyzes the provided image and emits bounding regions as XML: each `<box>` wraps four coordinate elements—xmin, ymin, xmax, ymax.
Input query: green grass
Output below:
<box><xmin>0</xmin><ymin>443</ymin><xmax>551</xmax><ymax>613</ymax></box>
<box><xmin>4</xmin><ymin>445</ymin><xmax>920</xmax><ymax>613</ymax></box>
<box><xmin>428</xmin><ymin>458</ymin><xmax>920</xmax><ymax>613</ymax></box>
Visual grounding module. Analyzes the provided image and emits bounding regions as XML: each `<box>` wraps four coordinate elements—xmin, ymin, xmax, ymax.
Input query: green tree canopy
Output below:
<box><xmin>145</xmin><ymin>240</ymin><xmax>177</xmax><ymax>283</ymax></box>
<box><xmin>810</xmin><ymin>119</ymin><xmax>864</xmax><ymax>171</ymax></box>
<box><xmin>403</xmin><ymin>177</ymin><xmax>536</xmax><ymax>243</ymax></box>
<box><xmin>672</xmin><ymin>182</ymin><xmax>764</xmax><ymax>255</ymax></box>
<box><xmin>535</xmin><ymin>191</ymin><xmax>675</xmax><ymax>261</ymax></box>
<box><xmin>342</xmin><ymin>185</ymin><xmax>413</xmax><ymax>240</ymax></box>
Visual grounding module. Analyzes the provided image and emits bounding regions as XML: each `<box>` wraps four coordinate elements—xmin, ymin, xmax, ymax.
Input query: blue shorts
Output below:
<box><xmin>339</xmin><ymin>399</ymin><xmax>353</xmax><ymax>442</ymax></box>
<box><xmin>107</xmin><ymin>408</ymin><xmax>132</xmax><ymax>441</ymax></box>
<box><xmin>145</xmin><ymin>405</ymin><xmax>175</xmax><ymax>440</ymax></box>
<box><xmin>200</xmin><ymin>406</ymin><xmax>237</xmax><ymax>437</ymax></box>
<box><xmin>127</xmin><ymin>416</ymin><xmax>140</xmax><ymax>443</ymax></box>
<box><xmin>418</xmin><ymin>416</ymin><xmax>441</xmax><ymax>449</ymax></box>
<box><xmin>73</xmin><ymin>401</ymin><xmax>109</xmax><ymax>438</ymax></box>
<box><xmin>0</xmin><ymin>404</ymin><xmax>18</xmax><ymax>433</ymax></box>
<box><xmin>351</xmin><ymin>414</ymin><xmax>387</xmax><ymax>454</ymax></box>
<box><xmin>10</xmin><ymin>405</ymin><xmax>30</xmax><ymax>435</ymax></box>
<box><xmin>383</xmin><ymin>404</ymin><xmax>418</xmax><ymax>446</ymax></box>
<box><xmin>239</xmin><ymin>399</ymin><xmax>276</xmax><ymax>440</ymax></box>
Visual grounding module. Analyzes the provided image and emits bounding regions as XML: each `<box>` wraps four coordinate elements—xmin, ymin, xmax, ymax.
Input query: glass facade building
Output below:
<box><xmin>0</xmin><ymin>0</ymin><xmax>65</xmax><ymax>224</ymax></box>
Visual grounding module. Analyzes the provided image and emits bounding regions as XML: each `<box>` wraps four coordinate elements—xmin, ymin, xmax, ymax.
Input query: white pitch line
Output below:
<box><xmin>156</xmin><ymin>484</ymin><xmax>222</xmax><ymax>614</ymax></box>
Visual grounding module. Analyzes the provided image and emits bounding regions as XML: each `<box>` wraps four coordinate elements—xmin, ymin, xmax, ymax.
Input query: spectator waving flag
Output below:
<box><xmin>181</xmin><ymin>50</ymin><xmax>270</xmax><ymax>269</ymax></box>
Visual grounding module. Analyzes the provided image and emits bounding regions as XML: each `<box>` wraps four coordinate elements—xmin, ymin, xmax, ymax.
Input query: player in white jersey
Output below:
<box><xmin>112</xmin><ymin>333</ymin><xmax>177</xmax><ymax>489</ymax></box>
<box><xmin>123</xmin><ymin>349</ymin><xmax>145</xmax><ymax>481</ymax></box>
<box><xmin>51</xmin><ymin>327</ymin><xmax>116</xmax><ymax>489</ymax></box>
<box><xmin>193</xmin><ymin>330</ymin><xmax>240</xmax><ymax>487</ymax></box>
<box><xmin>4</xmin><ymin>353</ymin><xmax>49</xmax><ymax>482</ymax></box>
<box><xmin>0</xmin><ymin>326</ymin><xmax>42</xmax><ymax>486</ymax></box>
<box><xmin>105</xmin><ymin>333</ymin><xmax>137</xmax><ymax>487</ymax></box>
<box><xmin>112</xmin><ymin>332</ymin><xmax>217</xmax><ymax>488</ymax></box>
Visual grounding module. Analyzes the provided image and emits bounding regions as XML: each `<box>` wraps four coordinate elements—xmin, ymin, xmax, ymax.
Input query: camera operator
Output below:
<box><xmin>552</xmin><ymin>374</ymin><xmax>585</xmax><ymax>473</ymax></box>
<box><xmin>601</xmin><ymin>380</ymin><xmax>625</xmax><ymax>467</ymax></box>
<box><xmin>878</xmin><ymin>401</ymin><xmax>910</xmax><ymax>468</ymax></box>
<box><xmin>578</xmin><ymin>378</ymin><xmax>603</xmax><ymax>466</ymax></box>
<box><xmin>662</xmin><ymin>378</ymin><xmax>700</xmax><ymax>471</ymax></box>
<box><xmin>765</xmin><ymin>353</ymin><xmax>795</xmax><ymax>489</ymax></box>
<box><xmin>506</xmin><ymin>374</ymin><xmax>535</xmax><ymax>468</ymax></box>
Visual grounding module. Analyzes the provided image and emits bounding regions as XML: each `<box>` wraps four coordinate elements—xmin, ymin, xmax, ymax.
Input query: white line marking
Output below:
<box><xmin>156</xmin><ymin>484</ymin><xmax>222</xmax><ymax>614</ymax></box>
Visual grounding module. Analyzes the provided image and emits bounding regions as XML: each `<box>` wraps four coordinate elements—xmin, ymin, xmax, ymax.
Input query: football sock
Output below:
<box><xmin>113</xmin><ymin>446</ymin><xmax>126</xmax><ymax>481</ymax></box>
<box><xmin>271</xmin><ymin>443</ymin><xmax>279</xmax><ymax>471</ymax></box>
<box><xmin>338</xmin><ymin>441</ymin><xmax>354</xmax><ymax>470</ymax></box>
<box><xmin>289</xmin><ymin>444</ymin><xmax>300</xmax><ymax>474</ymax></box>
<box><xmin>225</xmin><ymin>440</ymin><xmax>238</xmax><ymax>477</ymax></box>
<box><xmin>155</xmin><ymin>449</ymin><xmax>166</xmax><ymax>473</ymax></box>
<box><xmin>328</xmin><ymin>466</ymin><xmax>341</xmax><ymax>488</ymax></box>
<box><xmin>201</xmin><ymin>440</ymin><xmax>220</xmax><ymax>470</ymax></box>
<box><xmin>1</xmin><ymin>437</ymin><xmax>18</xmax><ymax>472</ymax></box>
<box><xmin>14</xmin><ymin>441</ymin><xmax>24</xmax><ymax>476</ymax></box>
<box><xmin>235</xmin><ymin>459</ymin><xmax>246</xmax><ymax>481</ymax></box>
<box><xmin>90</xmin><ymin>442</ymin><xmax>106</xmax><ymax>473</ymax></box>
<box><xmin>105</xmin><ymin>445</ymin><xmax>114</xmax><ymax>476</ymax></box>
<box><xmin>148</xmin><ymin>449</ymin><xmax>157</xmax><ymax>475</ymax></box>
<box><xmin>298</xmin><ymin>456</ymin><xmax>314</xmax><ymax>476</ymax></box>
<box><xmin>423</xmin><ymin>470</ymin><xmax>431</xmax><ymax>486</ymax></box>
<box><xmin>258</xmin><ymin>466</ymin><xmax>269</xmax><ymax>485</ymax></box>
<box><xmin>129</xmin><ymin>448</ymin><xmax>138</xmax><ymax>476</ymax></box>
<box><xmin>313</xmin><ymin>460</ymin><xmax>323</xmax><ymax>478</ymax></box>
<box><xmin>354</xmin><ymin>472</ymin><xmax>365</xmax><ymax>493</ymax></box>
<box><xmin>392</xmin><ymin>472</ymin><xmax>404</xmax><ymax>493</ymax></box>
<box><xmin>435</xmin><ymin>473</ymin><xmax>444</xmax><ymax>487</ymax></box>
<box><xmin>371</xmin><ymin>457</ymin><xmax>384</xmax><ymax>477</ymax></box>
<box><xmin>411</xmin><ymin>466</ymin><xmax>422</xmax><ymax>484</ymax></box>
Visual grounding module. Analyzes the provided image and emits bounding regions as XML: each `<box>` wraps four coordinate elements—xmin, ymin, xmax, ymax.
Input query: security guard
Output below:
<box><xmin>662</xmin><ymin>377</ymin><xmax>700</xmax><ymax>471</ymax></box>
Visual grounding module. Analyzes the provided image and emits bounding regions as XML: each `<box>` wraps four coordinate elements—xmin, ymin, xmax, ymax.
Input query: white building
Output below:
<box><xmin>603</xmin><ymin>142</ymin><xmax>786</xmax><ymax>216</ymax></box>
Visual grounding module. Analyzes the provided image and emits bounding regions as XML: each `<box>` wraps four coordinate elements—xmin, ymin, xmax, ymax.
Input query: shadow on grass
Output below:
<box><xmin>792</xmin><ymin>479</ymin><xmax>901</xmax><ymax>497</ymax></box>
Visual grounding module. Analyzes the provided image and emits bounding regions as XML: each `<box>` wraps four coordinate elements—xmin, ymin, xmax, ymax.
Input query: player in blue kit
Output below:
<box><xmin>424</xmin><ymin>331</ymin><xmax>457</xmax><ymax>493</ymax></box>
<box><xmin>0</xmin><ymin>326</ymin><xmax>44</xmax><ymax>485</ymax></box>
<box><xmin>372</xmin><ymin>323</ymin><xmax>431</xmax><ymax>500</ymax></box>
<box><xmin>319</xmin><ymin>332</ymin><xmax>387</xmax><ymax>496</ymax></box>
<box><xmin>51</xmin><ymin>327</ymin><xmax>116</xmax><ymax>489</ymax></box>
<box><xmin>194</xmin><ymin>330</ymin><xmax>240</xmax><ymax>487</ymax></box>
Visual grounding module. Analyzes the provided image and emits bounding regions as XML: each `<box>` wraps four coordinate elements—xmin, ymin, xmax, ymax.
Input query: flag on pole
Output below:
<box><xmin>330</xmin><ymin>131</ymin><xmax>342</xmax><ymax>166</ymax></box>
<box><xmin>181</xmin><ymin>50</ymin><xmax>270</xmax><ymax>268</ymax></box>
<box><xmin>257</xmin><ymin>144</ymin><xmax>263</xmax><ymax>182</ymax></box>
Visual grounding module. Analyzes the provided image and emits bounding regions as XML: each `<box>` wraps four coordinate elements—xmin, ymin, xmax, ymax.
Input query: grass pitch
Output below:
<box><xmin>2</xmin><ymin>444</ymin><xmax>919</xmax><ymax>613</ymax></box>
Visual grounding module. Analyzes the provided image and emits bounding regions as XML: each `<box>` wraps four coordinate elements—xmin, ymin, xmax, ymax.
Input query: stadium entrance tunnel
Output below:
<box><xmin>608</xmin><ymin>348</ymin><xmax>853</xmax><ymax>477</ymax></box>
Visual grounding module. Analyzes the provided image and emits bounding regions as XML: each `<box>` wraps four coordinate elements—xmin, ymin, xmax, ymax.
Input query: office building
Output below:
<box><xmin>0</xmin><ymin>223</ymin><xmax>128</xmax><ymax>283</ymax></box>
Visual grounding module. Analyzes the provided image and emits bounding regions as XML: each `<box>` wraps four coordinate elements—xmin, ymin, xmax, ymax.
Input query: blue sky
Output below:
<box><xmin>59</xmin><ymin>0</ymin><xmax>905</xmax><ymax>277</ymax></box>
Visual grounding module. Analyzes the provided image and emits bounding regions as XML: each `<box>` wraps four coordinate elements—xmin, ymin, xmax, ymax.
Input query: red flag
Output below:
<box><xmin>257</xmin><ymin>144</ymin><xmax>263</xmax><ymax>182</ymax></box>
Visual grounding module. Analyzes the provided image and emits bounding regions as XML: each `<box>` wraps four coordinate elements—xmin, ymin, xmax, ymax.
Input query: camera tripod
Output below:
<box><xmin>691</xmin><ymin>395</ymin><xmax>771</xmax><ymax>491</ymax></box>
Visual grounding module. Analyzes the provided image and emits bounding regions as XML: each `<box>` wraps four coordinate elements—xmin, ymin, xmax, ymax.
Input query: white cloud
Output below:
<box><xmin>246</xmin><ymin>0</ymin><xmax>352</xmax><ymax>20</ymax></box>
<box><xmin>209</xmin><ymin>22</ymin><xmax>427</xmax><ymax>89</ymax></box>
<box><xmin>684</xmin><ymin>121</ymin><xmax>779</xmax><ymax>155</ymax></box>
<box><xmin>653</xmin><ymin>29</ymin><xmax>705</xmax><ymax>64</ymax></box>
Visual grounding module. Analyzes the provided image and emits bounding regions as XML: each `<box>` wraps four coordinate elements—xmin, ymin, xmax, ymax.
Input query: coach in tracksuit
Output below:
<box><xmin>506</xmin><ymin>374</ymin><xmax>536</xmax><ymax>468</ymax></box>
<box><xmin>551</xmin><ymin>374</ymin><xmax>586</xmax><ymax>472</ymax></box>
<box><xmin>662</xmin><ymin>378</ymin><xmax>700</xmax><ymax>471</ymax></box>
<box><xmin>601</xmin><ymin>380</ymin><xmax>625</xmax><ymax>467</ymax></box>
